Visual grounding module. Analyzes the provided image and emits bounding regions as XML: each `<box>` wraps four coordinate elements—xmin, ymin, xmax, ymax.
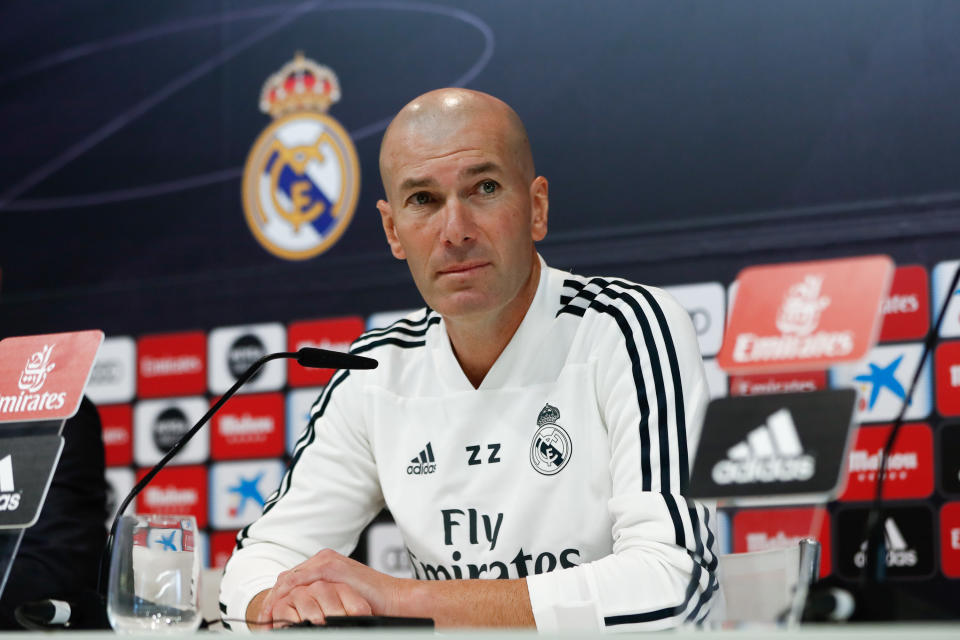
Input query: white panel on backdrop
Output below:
<box><xmin>932</xmin><ymin>260</ymin><xmax>960</xmax><ymax>338</ymax></box>
<box><xmin>88</xmin><ymin>336</ymin><xmax>136</xmax><ymax>404</ymax></box>
<box><xmin>663</xmin><ymin>282</ymin><xmax>725</xmax><ymax>357</ymax></box>
<box><xmin>366</xmin><ymin>310</ymin><xmax>419</xmax><ymax>331</ymax></box>
<box><xmin>701</xmin><ymin>359</ymin><xmax>728</xmax><ymax>399</ymax></box>
<box><xmin>830</xmin><ymin>343</ymin><xmax>931</xmax><ymax>423</ymax></box>
<box><xmin>209</xmin><ymin>459</ymin><xmax>285</xmax><ymax>530</ymax></box>
<box><xmin>105</xmin><ymin>467</ymin><xmax>135</xmax><ymax>524</ymax></box>
<box><xmin>286</xmin><ymin>387</ymin><xmax>323</xmax><ymax>455</ymax></box>
<box><xmin>366</xmin><ymin>521</ymin><xmax>413</xmax><ymax>578</ymax></box>
<box><xmin>134</xmin><ymin>397</ymin><xmax>210</xmax><ymax>466</ymax></box>
<box><xmin>208</xmin><ymin>323</ymin><xmax>286</xmax><ymax>394</ymax></box>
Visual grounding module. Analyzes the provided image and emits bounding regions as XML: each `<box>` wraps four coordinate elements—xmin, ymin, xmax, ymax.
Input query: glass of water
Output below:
<box><xmin>107</xmin><ymin>514</ymin><xmax>201</xmax><ymax>633</ymax></box>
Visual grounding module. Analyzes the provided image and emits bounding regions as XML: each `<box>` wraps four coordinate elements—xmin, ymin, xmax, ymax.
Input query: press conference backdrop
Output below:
<box><xmin>1</xmin><ymin>0</ymin><xmax>960</xmax><ymax>618</ymax></box>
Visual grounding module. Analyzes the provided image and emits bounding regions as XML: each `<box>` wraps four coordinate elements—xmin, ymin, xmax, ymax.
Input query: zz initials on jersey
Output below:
<box><xmin>466</xmin><ymin>443</ymin><xmax>501</xmax><ymax>466</ymax></box>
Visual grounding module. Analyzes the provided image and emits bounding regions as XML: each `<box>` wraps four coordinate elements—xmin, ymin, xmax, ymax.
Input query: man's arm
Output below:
<box><xmin>246</xmin><ymin>550</ymin><xmax>534</xmax><ymax>629</ymax></box>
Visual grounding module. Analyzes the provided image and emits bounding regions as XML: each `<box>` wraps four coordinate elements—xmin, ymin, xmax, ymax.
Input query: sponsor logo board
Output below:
<box><xmin>838</xmin><ymin>423</ymin><xmax>933</xmax><ymax>502</ymax></box>
<box><xmin>366</xmin><ymin>521</ymin><xmax>414</xmax><ymax>578</ymax></box>
<box><xmin>733</xmin><ymin>507</ymin><xmax>831</xmax><ymax>577</ymax></box>
<box><xmin>211</xmin><ymin>392</ymin><xmax>285</xmax><ymax>460</ymax></box>
<box><xmin>718</xmin><ymin>256</ymin><xmax>892</xmax><ymax>373</ymax></box>
<box><xmin>208</xmin><ymin>324</ymin><xmax>286</xmax><ymax>394</ymax></box>
<box><xmin>940</xmin><ymin>502</ymin><xmax>960</xmax><ymax>578</ymax></box>
<box><xmin>87</xmin><ymin>336</ymin><xmax>136</xmax><ymax>404</ymax></box>
<box><xmin>134</xmin><ymin>397</ymin><xmax>210</xmax><ymax>466</ymax></box>
<box><xmin>831</xmin><ymin>343</ymin><xmax>932</xmax><ymax>423</ymax></box>
<box><xmin>702</xmin><ymin>359</ymin><xmax>728</xmax><ymax>399</ymax></box>
<box><xmin>137</xmin><ymin>332</ymin><xmax>206</xmax><ymax>398</ymax></box>
<box><xmin>689</xmin><ymin>390</ymin><xmax>856</xmax><ymax>500</ymax></box>
<box><xmin>934</xmin><ymin>341</ymin><xmax>960</xmax><ymax>417</ymax></box>
<box><xmin>210</xmin><ymin>530</ymin><xmax>240</xmax><ymax>569</ymax></box>
<box><xmin>878</xmin><ymin>265</ymin><xmax>929</xmax><ymax>342</ymax></box>
<box><xmin>287</xmin><ymin>387</ymin><xmax>323</xmax><ymax>455</ymax></box>
<box><xmin>135</xmin><ymin>465</ymin><xmax>208</xmax><ymax>528</ymax></box>
<box><xmin>100</xmin><ymin>404</ymin><xmax>133</xmax><ymax>467</ymax></box>
<box><xmin>663</xmin><ymin>282</ymin><xmax>725</xmax><ymax>357</ymax></box>
<box><xmin>105</xmin><ymin>467</ymin><xmax>135</xmax><ymax>524</ymax></box>
<box><xmin>932</xmin><ymin>260</ymin><xmax>960</xmax><ymax>338</ymax></box>
<box><xmin>287</xmin><ymin>317</ymin><xmax>365</xmax><ymax>387</ymax></box>
<box><xmin>835</xmin><ymin>506</ymin><xmax>934</xmax><ymax>580</ymax></box>
<box><xmin>940</xmin><ymin>423</ymin><xmax>960</xmax><ymax>495</ymax></box>
<box><xmin>209</xmin><ymin>459</ymin><xmax>285</xmax><ymax>529</ymax></box>
<box><xmin>0</xmin><ymin>331</ymin><xmax>103</xmax><ymax>422</ymax></box>
<box><xmin>729</xmin><ymin>370</ymin><xmax>827</xmax><ymax>397</ymax></box>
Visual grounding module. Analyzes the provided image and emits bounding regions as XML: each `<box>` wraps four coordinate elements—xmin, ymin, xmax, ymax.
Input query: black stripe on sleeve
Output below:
<box><xmin>613</xmin><ymin>280</ymin><xmax>690</xmax><ymax>491</ymax></box>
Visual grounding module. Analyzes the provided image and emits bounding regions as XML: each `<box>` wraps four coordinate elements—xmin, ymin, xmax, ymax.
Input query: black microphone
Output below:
<box><xmin>14</xmin><ymin>591</ymin><xmax>111</xmax><ymax>630</ymax></box>
<box><xmin>96</xmin><ymin>348</ymin><xmax>377</xmax><ymax>600</ymax></box>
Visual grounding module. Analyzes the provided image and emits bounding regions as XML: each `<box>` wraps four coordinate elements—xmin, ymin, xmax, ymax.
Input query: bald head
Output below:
<box><xmin>378</xmin><ymin>89</ymin><xmax>535</xmax><ymax>197</ymax></box>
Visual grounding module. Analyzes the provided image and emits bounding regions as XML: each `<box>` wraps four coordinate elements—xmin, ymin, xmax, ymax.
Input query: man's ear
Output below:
<box><xmin>530</xmin><ymin>176</ymin><xmax>549</xmax><ymax>242</ymax></box>
<box><xmin>377</xmin><ymin>199</ymin><xmax>406</xmax><ymax>260</ymax></box>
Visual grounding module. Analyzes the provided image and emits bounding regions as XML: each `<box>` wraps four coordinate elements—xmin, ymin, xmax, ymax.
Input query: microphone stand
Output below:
<box><xmin>97</xmin><ymin>348</ymin><xmax>375</xmax><ymax>596</ymax></box>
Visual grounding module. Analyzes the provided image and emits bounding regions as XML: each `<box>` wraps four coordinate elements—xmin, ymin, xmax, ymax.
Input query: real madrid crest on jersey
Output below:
<box><xmin>530</xmin><ymin>404</ymin><xmax>572</xmax><ymax>475</ymax></box>
<box><xmin>242</xmin><ymin>53</ymin><xmax>360</xmax><ymax>260</ymax></box>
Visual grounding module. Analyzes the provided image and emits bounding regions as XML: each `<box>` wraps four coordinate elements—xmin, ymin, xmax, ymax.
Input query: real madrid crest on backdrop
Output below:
<box><xmin>242</xmin><ymin>53</ymin><xmax>360</xmax><ymax>260</ymax></box>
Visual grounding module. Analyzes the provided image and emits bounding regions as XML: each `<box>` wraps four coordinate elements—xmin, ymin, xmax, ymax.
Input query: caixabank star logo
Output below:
<box><xmin>242</xmin><ymin>53</ymin><xmax>360</xmax><ymax>260</ymax></box>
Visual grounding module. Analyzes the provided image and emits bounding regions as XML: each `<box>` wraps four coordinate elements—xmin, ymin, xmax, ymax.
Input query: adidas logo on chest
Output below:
<box><xmin>407</xmin><ymin>442</ymin><xmax>437</xmax><ymax>476</ymax></box>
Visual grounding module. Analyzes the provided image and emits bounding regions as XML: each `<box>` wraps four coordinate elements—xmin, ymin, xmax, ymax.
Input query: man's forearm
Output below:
<box><xmin>397</xmin><ymin>578</ymin><xmax>535</xmax><ymax>628</ymax></box>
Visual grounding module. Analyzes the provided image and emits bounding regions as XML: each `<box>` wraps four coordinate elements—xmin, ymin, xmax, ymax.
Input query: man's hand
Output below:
<box><xmin>251</xmin><ymin>549</ymin><xmax>402</xmax><ymax>628</ymax></box>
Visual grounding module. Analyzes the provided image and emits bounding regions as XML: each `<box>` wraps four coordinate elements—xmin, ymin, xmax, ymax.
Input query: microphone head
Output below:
<box><xmin>296</xmin><ymin>347</ymin><xmax>378</xmax><ymax>370</ymax></box>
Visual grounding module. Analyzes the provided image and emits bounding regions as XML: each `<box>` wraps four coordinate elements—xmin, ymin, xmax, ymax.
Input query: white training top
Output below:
<box><xmin>220</xmin><ymin>259</ymin><xmax>720</xmax><ymax>632</ymax></box>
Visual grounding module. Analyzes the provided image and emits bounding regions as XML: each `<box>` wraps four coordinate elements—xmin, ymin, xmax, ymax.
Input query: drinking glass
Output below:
<box><xmin>107</xmin><ymin>514</ymin><xmax>201</xmax><ymax>633</ymax></box>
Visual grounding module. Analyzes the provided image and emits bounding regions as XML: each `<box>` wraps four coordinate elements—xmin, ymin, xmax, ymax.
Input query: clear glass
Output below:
<box><xmin>107</xmin><ymin>514</ymin><xmax>201</xmax><ymax>633</ymax></box>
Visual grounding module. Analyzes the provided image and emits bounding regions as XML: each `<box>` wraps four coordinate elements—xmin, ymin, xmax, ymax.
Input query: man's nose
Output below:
<box><xmin>440</xmin><ymin>198</ymin><xmax>475</xmax><ymax>246</ymax></box>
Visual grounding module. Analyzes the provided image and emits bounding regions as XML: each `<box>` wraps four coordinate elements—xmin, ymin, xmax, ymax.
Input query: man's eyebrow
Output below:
<box><xmin>398</xmin><ymin>176</ymin><xmax>437</xmax><ymax>192</ymax></box>
<box><xmin>461</xmin><ymin>162</ymin><xmax>501</xmax><ymax>177</ymax></box>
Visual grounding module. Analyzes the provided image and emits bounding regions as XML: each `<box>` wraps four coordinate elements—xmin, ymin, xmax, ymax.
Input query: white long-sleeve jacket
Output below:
<box><xmin>220</xmin><ymin>259</ymin><xmax>720</xmax><ymax>631</ymax></box>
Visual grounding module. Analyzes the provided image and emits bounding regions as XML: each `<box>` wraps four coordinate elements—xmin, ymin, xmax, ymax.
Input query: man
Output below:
<box><xmin>220</xmin><ymin>89</ymin><xmax>719</xmax><ymax>632</ymax></box>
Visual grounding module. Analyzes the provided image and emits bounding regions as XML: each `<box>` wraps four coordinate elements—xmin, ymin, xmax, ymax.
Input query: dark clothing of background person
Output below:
<box><xmin>0</xmin><ymin>397</ymin><xmax>108</xmax><ymax>629</ymax></box>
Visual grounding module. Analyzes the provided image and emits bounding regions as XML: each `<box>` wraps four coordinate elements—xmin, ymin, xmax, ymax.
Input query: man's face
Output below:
<box><xmin>377</xmin><ymin>113</ymin><xmax>548</xmax><ymax>321</ymax></box>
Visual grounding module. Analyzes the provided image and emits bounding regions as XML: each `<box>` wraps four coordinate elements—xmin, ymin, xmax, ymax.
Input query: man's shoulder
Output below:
<box><xmin>551</xmin><ymin>269</ymin><xmax>688</xmax><ymax>327</ymax></box>
<box><xmin>348</xmin><ymin>307</ymin><xmax>439</xmax><ymax>359</ymax></box>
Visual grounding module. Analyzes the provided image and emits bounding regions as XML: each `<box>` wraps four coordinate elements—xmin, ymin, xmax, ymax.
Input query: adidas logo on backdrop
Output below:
<box><xmin>711</xmin><ymin>408</ymin><xmax>816</xmax><ymax>484</ymax></box>
<box><xmin>0</xmin><ymin>455</ymin><xmax>21</xmax><ymax>512</ymax></box>
<box><xmin>407</xmin><ymin>442</ymin><xmax>437</xmax><ymax>476</ymax></box>
<box><xmin>854</xmin><ymin>517</ymin><xmax>917</xmax><ymax>568</ymax></box>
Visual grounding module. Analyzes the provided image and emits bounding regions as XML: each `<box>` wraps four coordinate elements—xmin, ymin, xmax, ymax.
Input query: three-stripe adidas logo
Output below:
<box><xmin>0</xmin><ymin>455</ymin><xmax>21</xmax><ymax>511</ymax></box>
<box><xmin>406</xmin><ymin>442</ymin><xmax>437</xmax><ymax>476</ymax></box>
<box><xmin>854</xmin><ymin>517</ymin><xmax>917</xmax><ymax>568</ymax></box>
<box><xmin>711</xmin><ymin>408</ymin><xmax>816</xmax><ymax>484</ymax></box>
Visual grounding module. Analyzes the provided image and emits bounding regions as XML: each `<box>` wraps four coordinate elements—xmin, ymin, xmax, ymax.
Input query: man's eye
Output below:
<box><xmin>480</xmin><ymin>180</ymin><xmax>498</xmax><ymax>195</ymax></box>
<box><xmin>411</xmin><ymin>192</ymin><xmax>431</xmax><ymax>205</ymax></box>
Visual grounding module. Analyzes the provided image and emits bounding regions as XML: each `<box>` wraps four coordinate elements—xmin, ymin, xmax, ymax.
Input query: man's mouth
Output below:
<box><xmin>438</xmin><ymin>261</ymin><xmax>489</xmax><ymax>276</ymax></box>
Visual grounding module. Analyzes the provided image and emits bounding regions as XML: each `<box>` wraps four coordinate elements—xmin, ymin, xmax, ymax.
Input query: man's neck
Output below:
<box><xmin>445</xmin><ymin>259</ymin><xmax>541</xmax><ymax>389</ymax></box>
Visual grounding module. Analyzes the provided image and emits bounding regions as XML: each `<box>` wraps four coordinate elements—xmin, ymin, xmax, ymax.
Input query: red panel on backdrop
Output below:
<box><xmin>210</xmin><ymin>392</ymin><xmax>285</xmax><ymax>460</ymax></box>
<box><xmin>210</xmin><ymin>530</ymin><xmax>240</xmax><ymax>569</ymax></box>
<box><xmin>728</xmin><ymin>370</ymin><xmax>828</xmax><ymax>396</ymax></box>
<box><xmin>137</xmin><ymin>331</ymin><xmax>206</xmax><ymax>398</ymax></box>
<box><xmin>135</xmin><ymin>465</ymin><xmax>208</xmax><ymax>528</ymax></box>
<box><xmin>0</xmin><ymin>330</ymin><xmax>103</xmax><ymax>422</ymax></box>
<box><xmin>838</xmin><ymin>423</ymin><xmax>933</xmax><ymax>502</ymax></box>
<box><xmin>733</xmin><ymin>506</ymin><xmax>832</xmax><ymax>577</ymax></box>
<box><xmin>287</xmin><ymin>317</ymin><xmax>365</xmax><ymax>387</ymax></box>
<box><xmin>935</xmin><ymin>341</ymin><xmax>960</xmax><ymax>417</ymax></box>
<box><xmin>717</xmin><ymin>256</ymin><xmax>893</xmax><ymax>373</ymax></box>
<box><xmin>878</xmin><ymin>265</ymin><xmax>929</xmax><ymax>342</ymax></box>
<box><xmin>941</xmin><ymin>502</ymin><xmax>960</xmax><ymax>578</ymax></box>
<box><xmin>99</xmin><ymin>404</ymin><xmax>133</xmax><ymax>467</ymax></box>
